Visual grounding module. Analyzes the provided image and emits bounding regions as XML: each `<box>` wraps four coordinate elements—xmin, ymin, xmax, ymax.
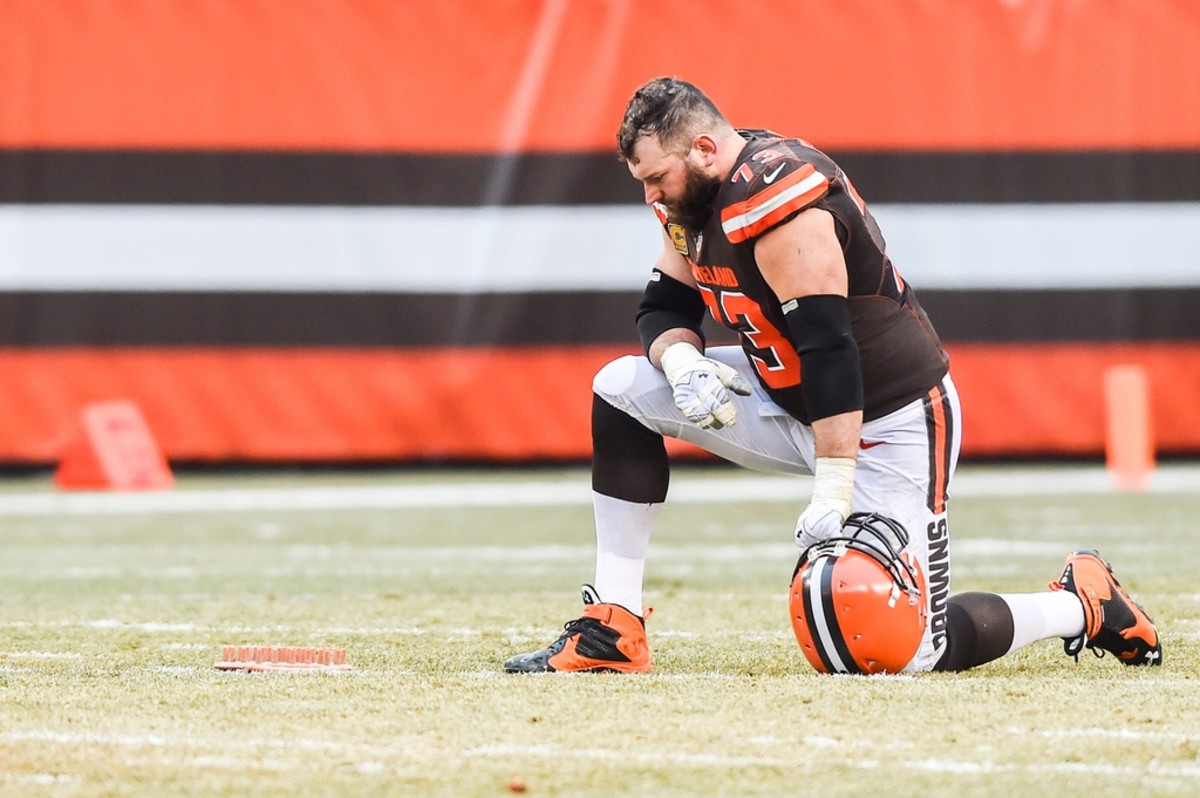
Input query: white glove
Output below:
<box><xmin>659</xmin><ymin>342</ymin><xmax>752</xmax><ymax>430</ymax></box>
<box><xmin>795</xmin><ymin>456</ymin><xmax>856</xmax><ymax>550</ymax></box>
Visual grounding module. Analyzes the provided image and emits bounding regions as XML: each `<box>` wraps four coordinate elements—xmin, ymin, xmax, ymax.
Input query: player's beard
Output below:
<box><xmin>667</xmin><ymin>161</ymin><xmax>721</xmax><ymax>233</ymax></box>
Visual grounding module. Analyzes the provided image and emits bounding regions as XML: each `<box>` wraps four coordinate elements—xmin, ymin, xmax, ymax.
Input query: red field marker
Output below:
<box><xmin>215</xmin><ymin>646</ymin><xmax>353</xmax><ymax>673</ymax></box>
<box><xmin>1104</xmin><ymin>365</ymin><xmax>1155</xmax><ymax>491</ymax></box>
<box><xmin>55</xmin><ymin>400</ymin><xmax>174</xmax><ymax>491</ymax></box>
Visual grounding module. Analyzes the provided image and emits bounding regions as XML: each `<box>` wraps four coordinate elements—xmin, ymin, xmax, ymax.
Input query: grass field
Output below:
<box><xmin>1</xmin><ymin>463</ymin><xmax>1198</xmax><ymax>797</ymax></box>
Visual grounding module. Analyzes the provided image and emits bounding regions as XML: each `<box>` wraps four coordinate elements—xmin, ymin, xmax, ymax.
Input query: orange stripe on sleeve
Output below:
<box><xmin>721</xmin><ymin>165</ymin><xmax>829</xmax><ymax>243</ymax></box>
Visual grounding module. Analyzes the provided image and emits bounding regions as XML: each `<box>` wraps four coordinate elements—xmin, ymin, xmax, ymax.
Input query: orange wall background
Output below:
<box><xmin>2</xmin><ymin>1</ymin><xmax>1198</xmax><ymax>465</ymax></box>
<box><xmin>2</xmin><ymin>344</ymin><xmax>1198</xmax><ymax>464</ymax></box>
<box><xmin>4</xmin><ymin>0</ymin><xmax>1199</xmax><ymax>152</ymax></box>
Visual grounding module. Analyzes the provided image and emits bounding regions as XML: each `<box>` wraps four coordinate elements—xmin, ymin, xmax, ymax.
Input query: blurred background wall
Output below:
<box><xmin>2</xmin><ymin>0</ymin><xmax>1198</xmax><ymax>465</ymax></box>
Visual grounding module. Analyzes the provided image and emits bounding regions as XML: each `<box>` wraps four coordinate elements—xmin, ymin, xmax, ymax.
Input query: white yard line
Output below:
<box><xmin>5</xmin><ymin>731</ymin><xmax>1197</xmax><ymax>781</ymax></box>
<box><xmin>0</xmin><ymin>465</ymin><xmax>1195</xmax><ymax>517</ymax></box>
<box><xmin>458</xmin><ymin>742</ymin><xmax>1200</xmax><ymax>779</ymax></box>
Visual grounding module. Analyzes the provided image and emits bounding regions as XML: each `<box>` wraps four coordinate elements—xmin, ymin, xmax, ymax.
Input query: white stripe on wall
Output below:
<box><xmin>1</xmin><ymin>203</ymin><xmax>1197</xmax><ymax>292</ymax></box>
<box><xmin>871</xmin><ymin>203</ymin><xmax>1200</xmax><ymax>290</ymax></box>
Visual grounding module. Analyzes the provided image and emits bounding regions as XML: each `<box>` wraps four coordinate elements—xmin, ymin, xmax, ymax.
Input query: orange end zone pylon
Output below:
<box><xmin>1104</xmin><ymin>365</ymin><xmax>1155</xmax><ymax>491</ymax></box>
<box><xmin>215</xmin><ymin>646</ymin><xmax>353</xmax><ymax>673</ymax></box>
<box><xmin>55</xmin><ymin>400</ymin><xmax>174</xmax><ymax>491</ymax></box>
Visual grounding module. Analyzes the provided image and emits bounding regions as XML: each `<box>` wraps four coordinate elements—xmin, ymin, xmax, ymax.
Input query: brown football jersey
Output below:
<box><xmin>659</xmin><ymin>129</ymin><xmax>949</xmax><ymax>423</ymax></box>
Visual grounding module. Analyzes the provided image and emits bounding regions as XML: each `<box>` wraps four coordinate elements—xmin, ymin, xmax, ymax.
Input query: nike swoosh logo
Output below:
<box><xmin>859</xmin><ymin>440</ymin><xmax>885</xmax><ymax>449</ymax></box>
<box><xmin>762</xmin><ymin>164</ymin><xmax>786</xmax><ymax>184</ymax></box>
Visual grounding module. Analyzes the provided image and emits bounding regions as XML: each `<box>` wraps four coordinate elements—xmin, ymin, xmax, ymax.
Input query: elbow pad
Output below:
<box><xmin>636</xmin><ymin>269</ymin><xmax>707</xmax><ymax>357</ymax></box>
<box><xmin>782</xmin><ymin>294</ymin><xmax>864</xmax><ymax>421</ymax></box>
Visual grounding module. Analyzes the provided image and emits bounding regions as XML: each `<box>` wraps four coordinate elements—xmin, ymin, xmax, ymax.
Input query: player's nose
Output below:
<box><xmin>643</xmin><ymin>184</ymin><xmax>662</xmax><ymax>205</ymax></box>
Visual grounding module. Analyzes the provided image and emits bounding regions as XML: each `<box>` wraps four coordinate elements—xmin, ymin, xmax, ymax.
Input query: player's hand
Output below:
<box><xmin>794</xmin><ymin>500</ymin><xmax>849</xmax><ymax>550</ymax></box>
<box><xmin>794</xmin><ymin>457</ymin><xmax>857</xmax><ymax>549</ymax></box>
<box><xmin>659</xmin><ymin>342</ymin><xmax>752</xmax><ymax>429</ymax></box>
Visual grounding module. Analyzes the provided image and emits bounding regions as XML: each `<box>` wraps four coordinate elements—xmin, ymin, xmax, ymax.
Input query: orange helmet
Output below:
<box><xmin>789</xmin><ymin>513</ymin><xmax>927</xmax><ymax>675</ymax></box>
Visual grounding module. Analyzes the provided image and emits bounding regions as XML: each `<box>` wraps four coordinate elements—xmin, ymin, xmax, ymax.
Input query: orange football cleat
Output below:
<box><xmin>504</xmin><ymin>585</ymin><xmax>652</xmax><ymax>673</ymax></box>
<box><xmin>1050</xmin><ymin>549</ymin><xmax>1162</xmax><ymax>666</ymax></box>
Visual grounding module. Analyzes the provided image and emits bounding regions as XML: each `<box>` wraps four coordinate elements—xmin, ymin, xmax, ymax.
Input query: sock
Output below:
<box><xmin>999</xmin><ymin>590</ymin><xmax>1086</xmax><ymax>654</ymax></box>
<box><xmin>592</xmin><ymin>491</ymin><xmax>659</xmax><ymax>614</ymax></box>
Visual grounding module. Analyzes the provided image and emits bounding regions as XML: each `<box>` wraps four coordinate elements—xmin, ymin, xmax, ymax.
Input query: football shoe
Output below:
<box><xmin>1050</xmin><ymin>549</ymin><xmax>1162</xmax><ymax>666</ymax></box>
<box><xmin>503</xmin><ymin>585</ymin><xmax>652</xmax><ymax>674</ymax></box>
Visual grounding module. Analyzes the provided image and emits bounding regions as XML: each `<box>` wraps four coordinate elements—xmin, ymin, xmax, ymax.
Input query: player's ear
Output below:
<box><xmin>691</xmin><ymin>134</ymin><xmax>718</xmax><ymax>164</ymax></box>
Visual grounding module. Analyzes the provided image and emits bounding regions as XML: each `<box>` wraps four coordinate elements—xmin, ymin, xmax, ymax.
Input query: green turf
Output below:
<box><xmin>1</xmin><ymin>465</ymin><xmax>1197</xmax><ymax>796</ymax></box>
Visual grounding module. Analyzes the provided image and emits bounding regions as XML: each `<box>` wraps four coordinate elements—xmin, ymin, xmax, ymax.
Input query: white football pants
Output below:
<box><xmin>592</xmin><ymin>346</ymin><xmax>962</xmax><ymax>672</ymax></box>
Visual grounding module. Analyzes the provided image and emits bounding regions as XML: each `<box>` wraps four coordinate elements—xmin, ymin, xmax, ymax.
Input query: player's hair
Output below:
<box><xmin>617</xmin><ymin>77</ymin><xmax>731</xmax><ymax>162</ymax></box>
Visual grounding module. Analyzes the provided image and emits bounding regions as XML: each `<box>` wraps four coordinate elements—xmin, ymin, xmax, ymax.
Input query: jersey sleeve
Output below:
<box><xmin>719</xmin><ymin>160</ymin><xmax>831</xmax><ymax>244</ymax></box>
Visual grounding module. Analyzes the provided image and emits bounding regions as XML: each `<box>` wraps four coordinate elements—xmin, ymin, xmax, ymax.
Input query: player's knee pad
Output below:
<box><xmin>591</xmin><ymin>393</ymin><xmax>668</xmax><ymax>504</ymax></box>
<box><xmin>933</xmin><ymin>592</ymin><xmax>1015</xmax><ymax>672</ymax></box>
<box><xmin>592</xmin><ymin>355</ymin><xmax>642</xmax><ymax>401</ymax></box>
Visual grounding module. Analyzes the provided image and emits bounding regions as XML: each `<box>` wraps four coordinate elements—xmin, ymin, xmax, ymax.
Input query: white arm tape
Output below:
<box><xmin>659</xmin><ymin>341</ymin><xmax>705</xmax><ymax>387</ymax></box>
<box><xmin>810</xmin><ymin>456</ymin><xmax>856</xmax><ymax>519</ymax></box>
